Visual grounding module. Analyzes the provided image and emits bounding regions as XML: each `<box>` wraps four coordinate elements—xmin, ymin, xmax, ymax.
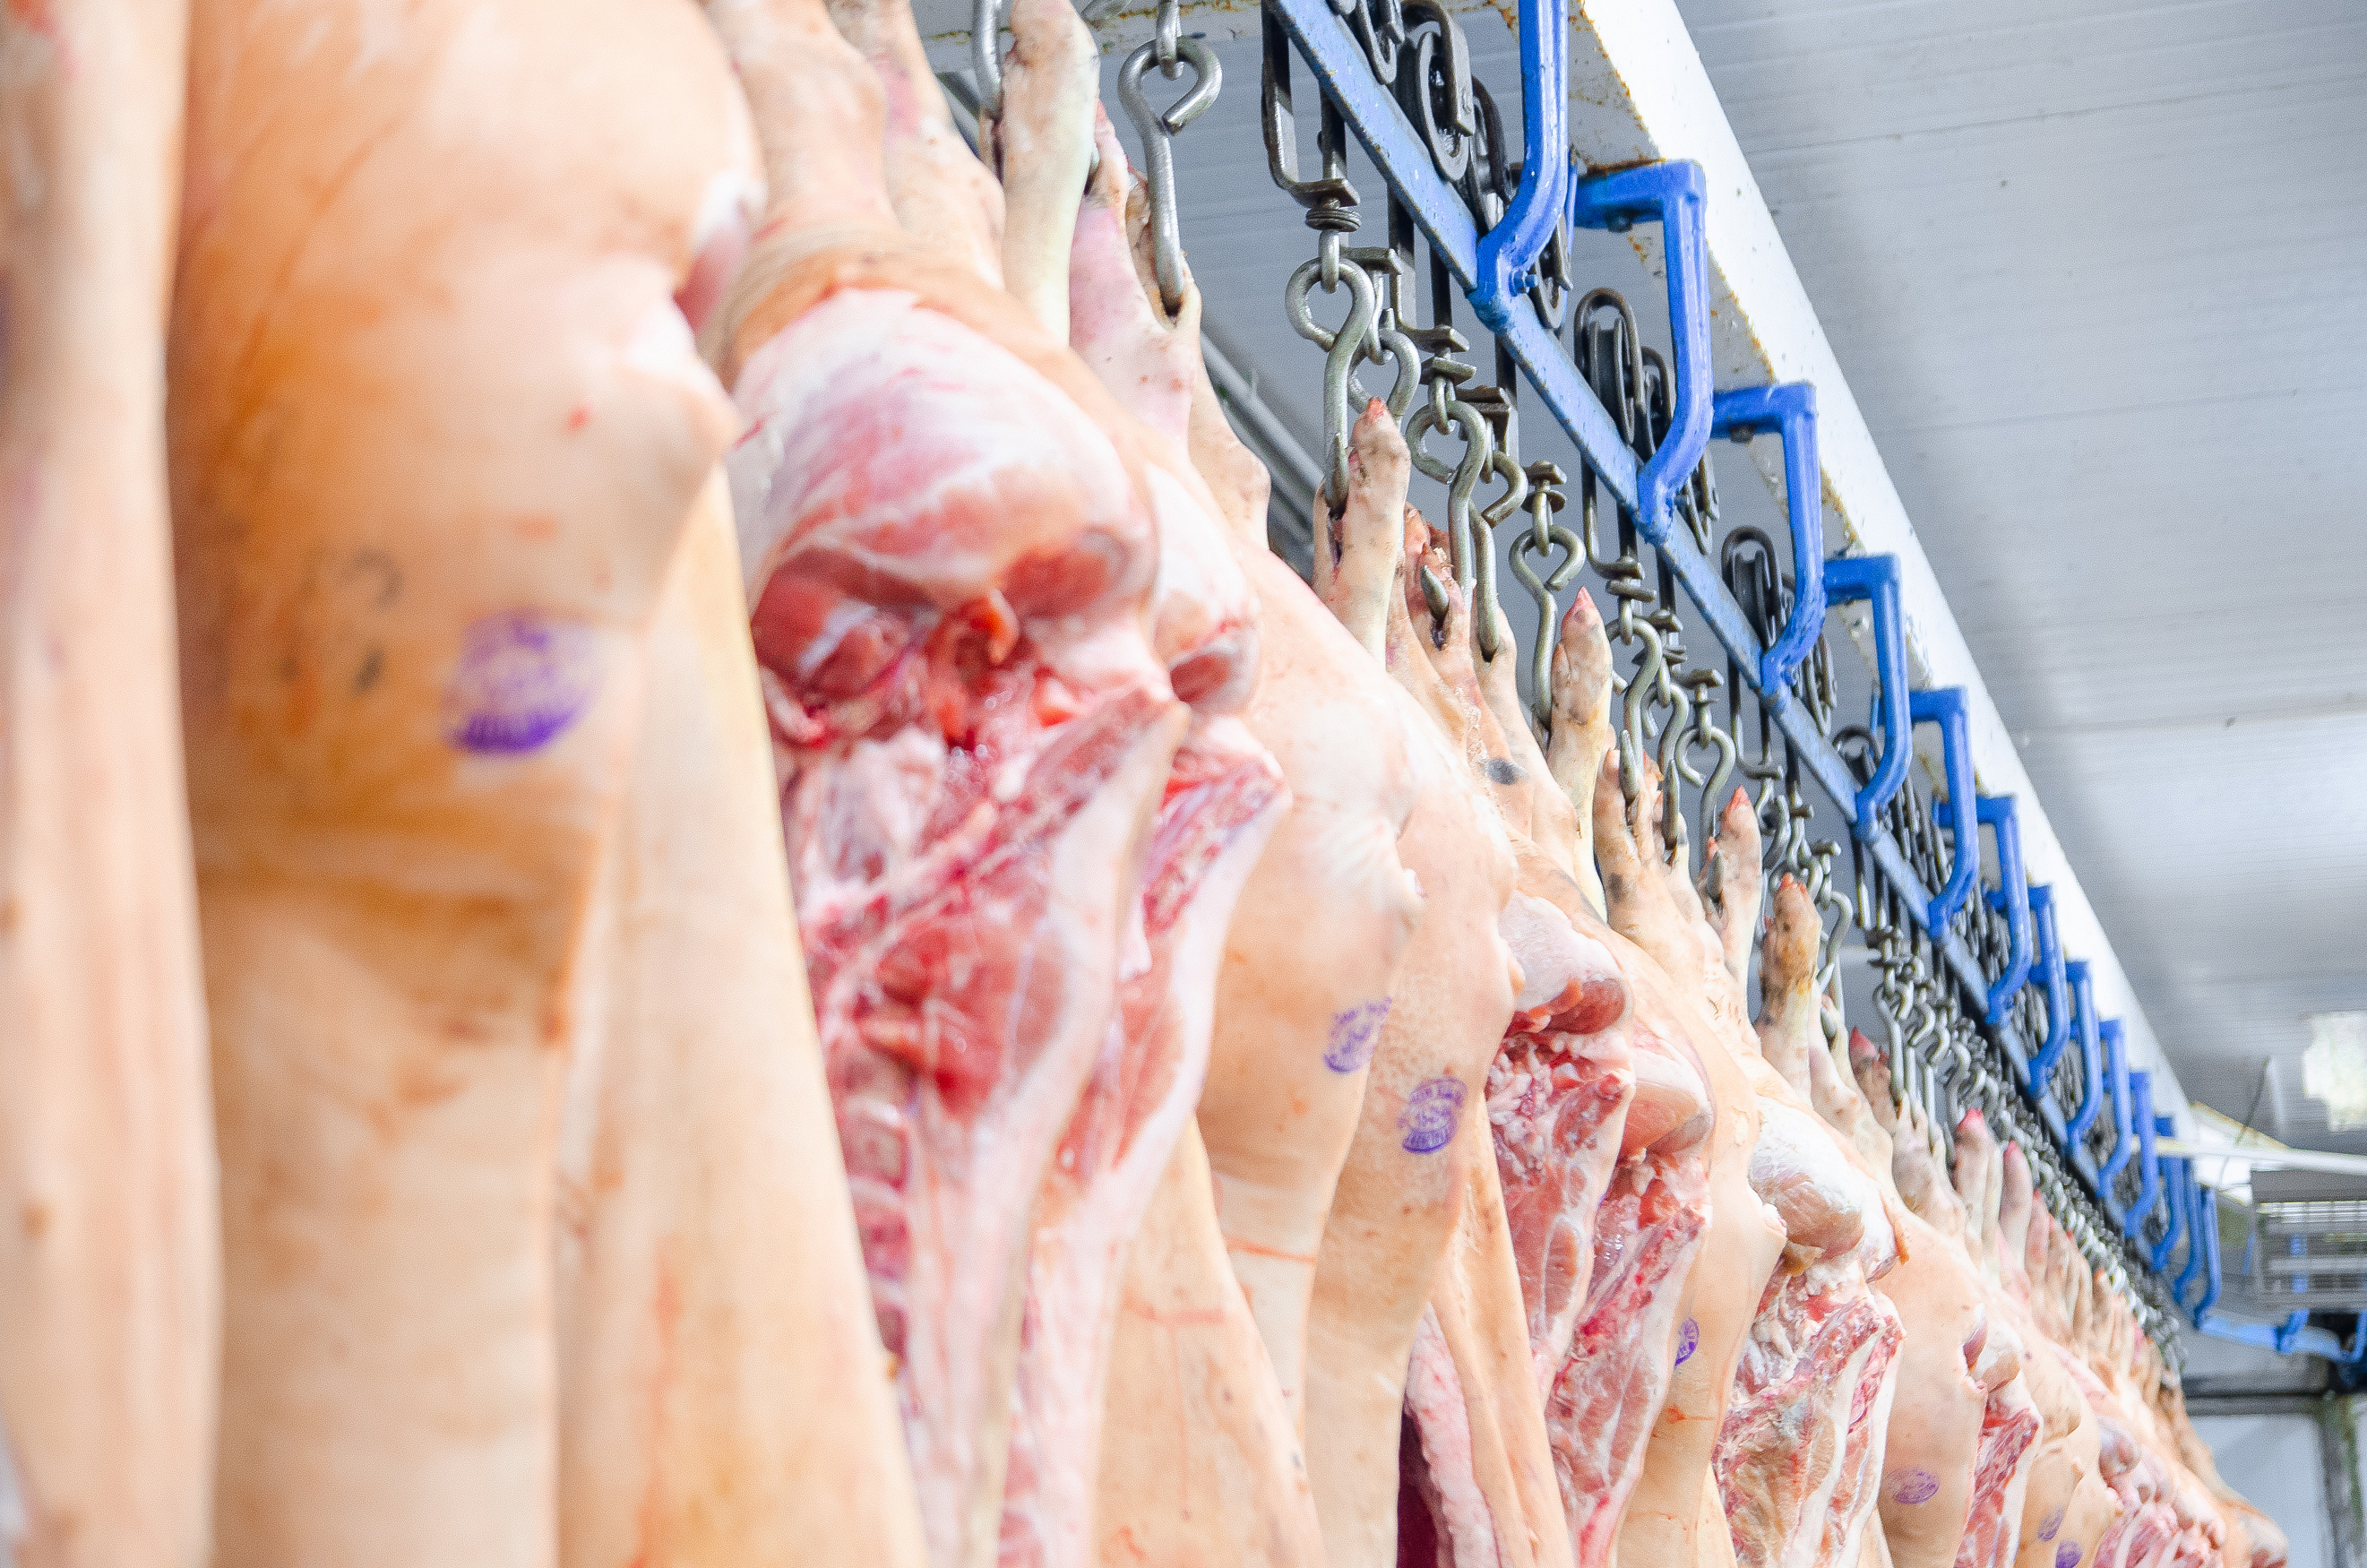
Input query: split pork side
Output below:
<box><xmin>172</xmin><ymin>1</ymin><xmax>755</xmax><ymax>1559</ymax></box>
<box><xmin>0</xmin><ymin>2</ymin><xmax>216</xmax><ymax>1561</ymax></box>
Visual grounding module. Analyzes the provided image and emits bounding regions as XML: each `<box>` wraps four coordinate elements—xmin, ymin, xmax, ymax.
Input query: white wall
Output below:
<box><xmin>2193</xmin><ymin>1413</ymin><xmax>2332</xmax><ymax>1568</ymax></box>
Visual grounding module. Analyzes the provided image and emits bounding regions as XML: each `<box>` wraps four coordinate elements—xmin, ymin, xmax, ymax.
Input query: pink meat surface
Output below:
<box><xmin>1486</xmin><ymin>917</ymin><xmax>1635</xmax><ymax>1391</ymax></box>
<box><xmin>1957</xmin><ymin>1377</ymin><xmax>2044</xmax><ymax>1568</ymax></box>
<box><xmin>1716</xmin><ymin>1257</ymin><xmax>1907</xmax><ymax>1568</ymax></box>
<box><xmin>1828</xmin><ymin>1296</ymin><xmax>1905</xmax><ymax>1564</ymax></box>
<box><xmin>1400</xmin><ymin>1306</ymin><xmax>1504</xmax><ymax>1568</ymax></box>
<box><xmin>2089</xmin><ymin>1418</ymin><xmax>2180</xmax><ymax>1568</ymax></box>
<box><xmin>1545</xmin><ymin>1124</ymin><xmax>1709</xmax><ymax>1565</ymax></box>
<box><xmin>998</xmin><ymin>718</ymin><xmax>1286</xmax><ymax>1567</ymax></box>
<box><xmin>730</xmin><ymin>285</ymin><xmax>1189</xmax><ymax>1566</ymax></box>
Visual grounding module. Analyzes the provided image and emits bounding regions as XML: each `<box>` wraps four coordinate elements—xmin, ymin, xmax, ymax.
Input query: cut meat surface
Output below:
<box><xmin>1716</xmin><ymin>1257</ymin><xmax>1906</xmax><ymax>1568</ymax></box>
<box><xmin>1404</xmin><ymin>1307</ymin><xmax>1504</xmax><ymax>1568</ymax></box>
<box><xmin>1001</xmin><ymin>723</ymin><xmax>1286</xmax><ymax>1567</ymax></box>
<box><xmin>1960</xmin><ymin>1375</ymin><xmax>2044</xmax><ymax>1568</ymax></box>
<box><xmin>1487</xmin><ymin>905</ymin><xmax>1637</xmax><ymax>1391</ymax></box>
<box><xmin>1483</xmin><ymin>594</ymin><xmax>1721</xmax><ymax>1568</ymax></box>
<box><xmin>710</xmin><ymin>21</ymin><xmax>1210</xmax><ymax>1554</ymax></box>
<box><xmin>1726</xmin><ymin>878</ymin><xmax>1908</xmax><ymax>1568</ymax></box>
<box><xmin>727</xmin><ymin>267</ymin><xmax>1187</xmax><ymax>1568</ymax></box>
<box><xmin>1595</xmin><ymin>759</ymin><xmax>1786</xmax><ymax>1568</ymax></box>
<box><xmin>1547</xmin><ymin>1129</ymin><xmax>1709</xmax><ymax>1566</ymax></box>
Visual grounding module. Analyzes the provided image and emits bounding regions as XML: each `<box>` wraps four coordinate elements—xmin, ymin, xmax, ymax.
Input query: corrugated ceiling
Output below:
<box><xmin>1670</xmin><ymin>0</ymin><xmax>2367</xmax><ymax>1146</ymax></box>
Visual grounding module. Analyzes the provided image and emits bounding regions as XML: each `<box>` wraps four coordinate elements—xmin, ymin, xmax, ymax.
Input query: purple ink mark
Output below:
<box><xmin>2055</xmin><ymin>1543</ymin><xmax>2082</xmax><ymax>1568</ymax></box>
<box><xmin>1889</xmin><ymin>1469</ymin><xmax>1939</xmax><ymax>1506</ymax></box>
<box><xmin>1674</xmin><ymin>1317</ymin><xmax>1699</xmax><ymax>1367</ymax></box>
<box><xmin>1399</xmin><ymin>1077</ymin><xmax>1467</xmax><ymax>1154</ymax></box>
<box><xmin>443</xmin><ymin>611</ymin><xmax>598</xmax><ymax>754</ymax></box>
<box><xmin>2038</xmin><ymin>1507</ymin><xmax>2065</xmax><ymax>1542</ymax></box>
<box><xmin>1322</xmin><ymin>1000</ymin><xmax>1390</xmax><ymax>1073</ymax></box>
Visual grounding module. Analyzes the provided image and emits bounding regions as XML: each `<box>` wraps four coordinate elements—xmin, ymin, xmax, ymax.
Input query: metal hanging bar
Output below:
<box><xmin>1822</xmin><ymin>555</ymin><xmax>1910</xmax><ymax>835</ymax></box>
<box><xmin>1567</xmin><ymin>161</ymin><xmax>1711</xmax><ymax>547</ymax></box>
<box><xmin>2064</xmin><ymin>961</ymin><xmax>2105</xmax><ymax>1145</ymax></box>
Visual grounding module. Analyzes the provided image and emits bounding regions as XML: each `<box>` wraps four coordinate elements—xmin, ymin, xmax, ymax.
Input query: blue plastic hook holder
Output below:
<box><xmin>1569</xmin><ymin>160</ymin><xmax>1711</xmax><ymax>547</ymax></box>
<box><xmin>1821</xmin><ymin>555</ymin><xmax>1910</xmax><ymax>836</ymax></box>
<box><xmin>1978</xmin><ymin>796</ymin><xmax>2031</xmax><ymax>1023</ymax></box>
<box><xmin>2122</xmin><ymin>1072</ymin><xmax>2160</xmax><ymax>1241</ymax></box>
<box><xmin>1471</xmin><ymin>0</ymin><xmax>1565</xmax><ymax>331</ymax></box>
<box><xmin>2022</xmin><ymin>885</ymin><xmax>2071</xmax><ymax>1091</ymax></box>
<box><xmin>2151</xmin><ymin>1120</ymin><xmax>2186</xmax><ymax>1273</ymax></box>
<box><xmin>2194</xmin><ymin>1185</ymin><xmax>2222</xmax><ymax>1321</ymax></box>
<box><xmin>2063</xmin><ymin>961</ymin><xmax>2106</xmax><ymax>1144</ymax></box>
<box><xmin>1908</xmin><ymin>687</ymin><xmax>1977</xmax><ymax>939</ymax></box>
<box><xmin>2173</xmin><ymin>1166</ymin><xmax>2208</xmax><ymax>1305</ymax></box>
<box><xmin>1708</xmin><ymin>384</ymin><xmax>1825</xmax><ymax>700</ymax></box>
<box><xmin>2096</xmin><ymin>1020</ymin><xmax>2136</xmax><ymax>1215</ymax></box>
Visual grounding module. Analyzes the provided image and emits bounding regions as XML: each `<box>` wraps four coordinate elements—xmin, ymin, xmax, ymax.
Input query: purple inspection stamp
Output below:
<box><xmin>1399</xmin><ymin>1076</ymin><xmax>1467</xmax><ymax>1154</ymax></box>
<box><xmin>1674</xmin><ymin>1317</ymin><xmax>1699</xmax><ymax>1366</ymax></box>
<box><xmin>443</xmin><ymin>611</ymin><xmax>598</xmax><ymax>755</ymax></box>
<box><xmin>2038</xmin><ymin>1507</ymin><xmax>2065</xmax><ymax>1542</ymax></box>
<box><xmin>1322</xmin><ymin>1000</ymin><xmax>1390</xmax><ymax>1073</ymax></box>
<box><xmin>1890</xmin><ymin>1469</ymin><xmax>1939</xmax><ymax>1506</ymax></box>
<box><xmin>2055</xmin><ymin>1543</ymin><xmax>2082</xmax><ymax>1568</ymax></box>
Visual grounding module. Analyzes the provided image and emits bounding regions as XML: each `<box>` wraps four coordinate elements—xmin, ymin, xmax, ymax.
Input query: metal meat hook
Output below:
<box><xmin>1119</xmin><ymin>0</ymin><xmax>1222</xmax><ymax>317</ymax></box>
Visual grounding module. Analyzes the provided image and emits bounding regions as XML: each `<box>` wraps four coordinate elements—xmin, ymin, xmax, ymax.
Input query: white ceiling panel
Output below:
<box><xmin>1672</xmin><ymin>0</ymin><xmax>2367</xmax><ymax>1141</ymax></box>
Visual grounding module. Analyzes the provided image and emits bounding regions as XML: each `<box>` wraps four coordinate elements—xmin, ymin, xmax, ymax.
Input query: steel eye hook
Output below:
<box><xmin>1362</xmin><ymin>325</ymin><xmax>1423</xmax><ymax>424</ymax></box>
<box><xmin>1119</xmin><ymin>32</ymin><xmax>1224</xmax><ymax>317</ymax></box>
<box><xmin>973</xmin><ymin>0</ymin><xmax>1007</xmax><ymax>116</ymax></box>
<box><xmin>1439</xmin><ymin>403</ymin><xmax>1493</xmax><ymax>600</ymax></box>
<box><xmin>1468</xmin><ymin>449</ymin><xmax>1527</xmax><ymax>661</ymax></box>
<box><xmin>1286</xmin><ymin>258</ymin><xmax>1379</xmax><ymax>509</ymax></box>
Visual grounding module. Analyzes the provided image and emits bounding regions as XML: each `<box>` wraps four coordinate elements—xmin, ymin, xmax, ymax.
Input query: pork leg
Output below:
<box><xmin>1301</xmin><ymin>478</ymin><xmax>1526</xmax><ymax>1568</ymax></box>
<box><xmin>1097</xmin><ymin>1124</ymin><xmax>1329</xmax><ymax>1567</ymax></box>
<box><xmin>714</xmin><ymin>7</ymin><xmax>1212</xmax><ymax>1558</ymax></box>
<box><xmin>1597</xmin><ymin>756</ymin><xmax>1788</xmax><ymax>1568</ymax></box>
<box><xmin>1542</xmin><ymin>592</ymin><xmax>1616</xmax><ymax>918</ymax></box>
<box><xmin>1</xmin><ymin>2</ymin><xmax>215</xmax><ymax>1559</ymax></box>
<box><xmin>555</xmin><ymin>482</ymin><xmax>928</xmax><ymax>1568</ymax></box>
<box><xmin>822</xmin><ymin>0</ymin><xmax>1005</xmax><ymax>284</ymax></box>
<box><xmin>177</xmin><ymin>1</ymin><xmax>753</xmax><ymax>1556</ymax></box>
<box><xmin>1394</xmin><ymin>531</ymin><xmax>1696</xmax><ymax>1568</ymax></box>
<box><xmin>1054</xmin><ymin>119</ymin><xmax>1425</xmax><ymax>1473</ymax></box>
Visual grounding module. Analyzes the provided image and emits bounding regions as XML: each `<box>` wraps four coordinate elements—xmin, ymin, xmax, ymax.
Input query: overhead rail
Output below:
<box><xmin>1247</xmin><ymin>0</ymin><xmax>2181</xmax><ymax>1335</ymax></box>
<box><xmin>921</xmin><ymin>0</ymin><xmax>2219</xmax><ymax>1348</ymax></box>
<box><xmin>914</xmin><ymin>0</ymin><xmax>2186</xmax><ymax>1133</ymax></box>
